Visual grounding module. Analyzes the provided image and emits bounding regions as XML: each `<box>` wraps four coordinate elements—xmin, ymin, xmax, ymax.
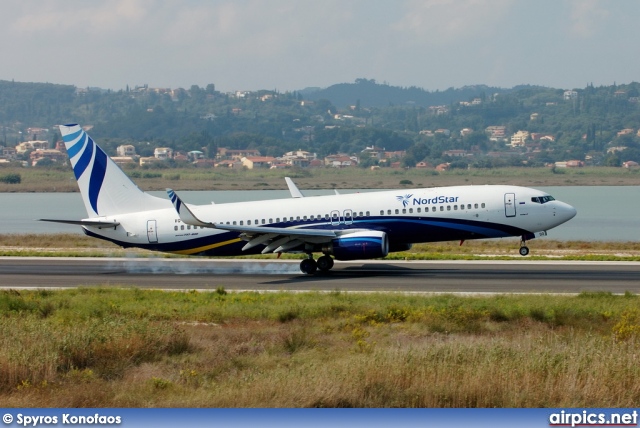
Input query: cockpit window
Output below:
<box><xmin>531</xmin><ymin>195</ymin><xmax>556</xmax><ymax>204</ymax></box>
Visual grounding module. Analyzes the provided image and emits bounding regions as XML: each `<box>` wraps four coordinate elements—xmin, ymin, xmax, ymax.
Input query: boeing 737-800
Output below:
<box><xmin>41</xmin><ymin>124</ymin><xmax>577</xmax><ymax>274</ymax></box>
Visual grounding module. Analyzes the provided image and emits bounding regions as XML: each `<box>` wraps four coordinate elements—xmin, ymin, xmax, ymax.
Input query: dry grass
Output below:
<box><xmin>1</xmin><ymin>289</ymin><xmax>640</xmax><ymax>407</ymax></box>
<box><xmin>1</xmin><ymin>233</ymin><xmax>639</xmax><ymax>260</ymax></box>
<box><xmin>2</xmin><ymin>165</ymin><xmax>640</xmax><ymax>193</ymax></box>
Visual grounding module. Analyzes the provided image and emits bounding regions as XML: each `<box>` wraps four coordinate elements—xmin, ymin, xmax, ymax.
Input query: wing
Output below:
<box><xmin>167</xmin><ymin>189</ymin><xmax>342</xmax><ymax>253</ymax></box>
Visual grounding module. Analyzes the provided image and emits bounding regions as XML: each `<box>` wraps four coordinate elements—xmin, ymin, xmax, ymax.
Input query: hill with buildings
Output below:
<box><xmin>1</xmin><ymin>79</ymin><xmax>640</xmax><ymax>172</ymax></box>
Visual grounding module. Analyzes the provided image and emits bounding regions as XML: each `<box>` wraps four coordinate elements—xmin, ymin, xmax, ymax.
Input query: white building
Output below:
<box><xmin>117</xmin><ymin>145</ymin><xmax>136</xmax><ymax>157</ymax></box>
<box><xmin>154</xmin><ymin>147</ymin><xmax>173</xmax><ymax>160</ymax></box>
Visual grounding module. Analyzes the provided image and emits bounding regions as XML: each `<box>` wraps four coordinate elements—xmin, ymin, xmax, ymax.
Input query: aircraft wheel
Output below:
<box><xmin>519</xmin><ymin>246</ymin><xmax>530</xmax><ymax>256</ymax></box>
<box><xmin>317</xmin><ymin>255</ymin><xmax>334</xmax><ymax>271</ymax></box>
<box><xmin>300</xmin><ymin>258</ymin><xmax>317</xmax><ymax>274</ymax></box>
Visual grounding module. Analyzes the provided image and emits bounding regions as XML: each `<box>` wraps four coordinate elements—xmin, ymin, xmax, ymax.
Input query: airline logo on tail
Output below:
<box><xmin>61</xmin><ymin>124</ymin><xmax>108</xmax><ymax>215</ymax></box>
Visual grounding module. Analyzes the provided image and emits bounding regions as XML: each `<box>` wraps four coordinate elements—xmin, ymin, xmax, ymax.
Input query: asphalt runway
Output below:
<box><xmin>1</xmin><ymin>257</ymin><xmax>639</xmax><ymax>294</ymax></box>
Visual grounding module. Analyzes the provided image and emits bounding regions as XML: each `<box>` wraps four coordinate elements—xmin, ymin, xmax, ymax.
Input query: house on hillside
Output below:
<box><xmin>241</xmin><ymin>156</ymin><xmax>275</xmax><ymax>169</ymax></box>
<box><xmin>154</xmin><ymin>147</ymin><xmax>173</xmax><ymax>160</ymax></box>
<box><xmin>117</xmin><ymin>145</ymin><xmax>136</xmax><ymax>157</ymax></box>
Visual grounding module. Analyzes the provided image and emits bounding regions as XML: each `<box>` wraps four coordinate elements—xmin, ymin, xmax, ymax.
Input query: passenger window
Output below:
<box><xmin>432</xmin><ymin>207</ymin><xmax>436</xmax><ymax>212</ymax></box>
<box><xmin>303</xmin><ymin>216</ymin><xmax>307</xmax><ymax>221</ymax></box>
<box><xmin>447</xmin><ymin>206</ymin><xmax>451</xmax><ymax>211</ymax></box>
<box><xmin>474</xmin><ymin>203</ymin><xmax>478</xmax><ymax>209</ymax></box>
<box><xmin>366</xmin><ymin>211</ymin><xmax>370</xmax><ymax>216</ymax></box>
<box><xmin>467</xmin><ymin>204</ymin><xmax>471</xmax><ymax>209</ymax></box>
<box><xmin>180</xmin><ymin>225</ymin><xmax>184</xmax><ymax>230</ymax></box>
<box><xmin>380</xmin><ymin>210</ymin><xmax>384</xmax><ymax>215</ymax></box>
<box><xmin>276</xmin><ymin>218</ymin><xmax>279</xmax><ymax>223</ymax></box>
<box><xmin>481</xmin><ymin>203</ymin><xmax>486</xmax><ymax>208</ymax></box>
<box><xmin>387</xmin><ymin>210</ymin><xmax>391</xmax><ymax>215</ymax></box>
<box><xmin>297</xmin><ymin>216</ymin><xmax>301</xmax><ymax>221</ymax></box>
<box><xmin>261</xmin><ymin>219</ymin><xmax>265</xmax><ymax>224</ymax></box>
<box><xmin>417</xmin><ymin>208</ymin><xmax>421</xmax><ymax>213</ymax></box>
<box><xmin>395</xmin><ymin>209</ymin><xmax>399</xmax><ymax>214</ymax></box>
<box><xmin>359</xmin><ymin>212</ymin><xmax>363</xmax><ymax>217</ymax></box>
<box><xmin>240</xmin><ymin>221</ymin><xmax>243</xmax><ymax>225</ymax></box>
<box><xmin>409</xmin><ymin>208</ymin><xmax>413</xmax><ymax>213</ymax></box>
<box><xmin>174</xmin><ymin>226</ymin><xmax>178</xmax><ymax>231</ymax></box>
<box><xmin>439</xmin><ymin>206</ymin><xmax>444</xmax><ymax>211</ymax></box>
<box><xmin>402</xmin><ymin>209</ymin><xmax>406</xmax><ymax>214</ymax></box>
<box><xmin>233</xmin><ymin>221</ymin><xmax>237</xmax><ymax>225</ymax></box>
<box><xmin>248</xmin><ymin>220</ymin><xmax>251</xmax><ymax>225</ymax></box>
<box><xmin>454</xmin><ymin>205</ymin><xmax>458</xmax><ymax>210</ymax></box>
<box><xmin>269</xmin><ymin>218</ymin><xmax>273</xmax><ymax>223</ymax></box>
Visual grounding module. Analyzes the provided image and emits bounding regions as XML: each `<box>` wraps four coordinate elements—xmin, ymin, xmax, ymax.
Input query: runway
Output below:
<box><xmin>1</xmin><ymin>257</ymin><xmax>639</xmax><ymax>294</ymax></box>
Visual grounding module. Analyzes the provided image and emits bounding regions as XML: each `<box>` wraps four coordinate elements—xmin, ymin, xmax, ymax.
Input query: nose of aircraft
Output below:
<box><xmin>557</xmin><ymin>201</ymin><xmax>577</xmax><ymax>224</ymax></box>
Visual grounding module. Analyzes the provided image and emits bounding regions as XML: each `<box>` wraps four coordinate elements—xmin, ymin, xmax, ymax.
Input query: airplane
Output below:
<box><xmin>41</xmin><ymin>124</ymin><xmax>577</xmax><ymax>274</ymax></box>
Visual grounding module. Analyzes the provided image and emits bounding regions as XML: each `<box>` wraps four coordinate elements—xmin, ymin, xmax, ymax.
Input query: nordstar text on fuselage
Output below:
<box><xmin>412</xmin><ymin>196</ymin><xmax>460</xmax><ymax>205</ymax></box>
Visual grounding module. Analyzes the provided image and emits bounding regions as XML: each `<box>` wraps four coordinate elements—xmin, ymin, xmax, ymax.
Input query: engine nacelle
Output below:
<box><xmin>323</xmin><ymin>231</ymin><xmax>389</xmax><ymax>261</ymax></box>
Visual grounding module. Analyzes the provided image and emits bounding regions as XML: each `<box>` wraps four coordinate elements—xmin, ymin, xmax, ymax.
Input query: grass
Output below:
<box><xmin>1</xmin><ymin>165</ymin><xmax>640</xmax><ymax>192</ymax></box>
<box><xmin>2</xmin><ymin>288</ymin><xmax>640</xmax><ymax>407</ymax></box>
<box><xmin>1</xmin><ymin>233</ymin><xmax>640</xmax><ymax>261</ymax></box>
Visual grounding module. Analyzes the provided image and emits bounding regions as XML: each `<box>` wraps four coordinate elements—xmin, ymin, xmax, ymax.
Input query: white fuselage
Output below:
<box><xmin>82</xmin><ymin>185</ymin><xmax>576</xmax><ymax>256</ymax></box>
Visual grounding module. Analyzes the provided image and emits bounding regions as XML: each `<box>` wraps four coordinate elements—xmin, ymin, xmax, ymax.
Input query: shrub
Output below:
<box><xmin>0</xmin><ymin>173</ymin><xmax>21</xmax><ymax>184</ymax></box>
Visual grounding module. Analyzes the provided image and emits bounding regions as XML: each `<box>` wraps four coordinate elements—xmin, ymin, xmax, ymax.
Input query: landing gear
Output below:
<box><xmin>519</xmin><ymin>237</ymin><xmax>530</xmax><ymax>256</ymax></box>
<box><xmin>299</xmin><ymin>254</ymin><xmax>334</xmax><ymax>274</ymax></box>
<box><xmin>300</xmin><ymin>258</ymin><xmax>317</xmax><ymax>274</ymax></box>
<box><xmin>317</xmin><ymin>255</ymin><xmax>334</xmax><ymax>272</ymax></box>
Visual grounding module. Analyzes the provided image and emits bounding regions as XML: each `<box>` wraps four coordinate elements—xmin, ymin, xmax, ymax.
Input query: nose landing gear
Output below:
<box><xmin>519</xmin><ymin>237</ymin><xmax>530</xmax><ymax>256</ymax></box>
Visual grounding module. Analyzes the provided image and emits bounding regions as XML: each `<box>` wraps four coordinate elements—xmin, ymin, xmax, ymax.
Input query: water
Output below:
<box><xmin>0</xmin><ymin>186</ymin><xmax>638</xmax><ymax>241</ymax></box>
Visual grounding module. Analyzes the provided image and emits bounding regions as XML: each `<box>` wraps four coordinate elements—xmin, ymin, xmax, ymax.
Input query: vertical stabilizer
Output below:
<box><xmin>59</xmin><ymin>124</ymin><xmax>169</xmax><ymax>217</ymax></box>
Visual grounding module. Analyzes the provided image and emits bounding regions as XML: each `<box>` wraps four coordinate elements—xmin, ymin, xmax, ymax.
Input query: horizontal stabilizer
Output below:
<box><xmin>39</xmin><ymin>219</ymin><xmax>120</xmax><ymax>228</ymax></box>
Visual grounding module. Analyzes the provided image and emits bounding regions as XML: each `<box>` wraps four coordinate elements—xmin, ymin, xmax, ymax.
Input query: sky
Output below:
<box><xmin>2</xmin><ymin>0</ymin><xmax>639</xmax><ymax>93</ymax></box>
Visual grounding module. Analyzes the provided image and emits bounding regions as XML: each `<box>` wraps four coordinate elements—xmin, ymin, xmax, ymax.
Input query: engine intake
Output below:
<box><xmin>323</xmin><ymin>231</ymin><xmax>389</xmax><ymax>261</ymax></box>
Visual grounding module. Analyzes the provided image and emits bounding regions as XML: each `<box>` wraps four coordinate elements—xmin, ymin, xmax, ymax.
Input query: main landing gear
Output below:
<box><xmin>300</xmin><ymin>254</ymin><xmax>334</xmax><ymax>274</ymax></box>
<box><xmin>519</xmin><ymin>236</ymin><xmax>530</xmax><ymax>256</ymax></box>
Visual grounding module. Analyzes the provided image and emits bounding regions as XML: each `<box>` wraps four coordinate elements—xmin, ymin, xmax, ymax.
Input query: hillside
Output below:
<box><xmin>1</xmin><ymin>79</ymin><xmax>640</xmax><ymax>171</ymax></box>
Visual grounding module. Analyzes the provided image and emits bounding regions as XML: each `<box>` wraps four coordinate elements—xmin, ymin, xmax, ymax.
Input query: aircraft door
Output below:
<box><xmin>147</xmin><ymin>220</ymin><xmax>158</xmax><ymax>243</ymax></box>
<box><xmin>330</xmin><ymin>210</ymin><xmax>341</xmax><ymax>226</ymax></box>
<box><xmin>504</xmin><ymin>193</ymin><xmax>516</xmax><ymax>217</ymax></box>
<box><xmin>343</xmin><ymin>209</ymin><xmax>353</xmax><ymax>225</ymax></box>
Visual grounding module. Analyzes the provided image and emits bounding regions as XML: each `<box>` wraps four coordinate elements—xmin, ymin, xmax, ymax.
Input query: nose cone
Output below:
<box><xmin>557</xmin><ymin>201</ymin><xmax>577</xmax><ymax>224</ymax></box>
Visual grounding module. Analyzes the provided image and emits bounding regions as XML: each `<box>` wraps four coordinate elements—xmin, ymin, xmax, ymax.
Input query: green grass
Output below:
<box><xmin>2</xmin><ymin>288</ymin><xmax>640</xmax><ymax>407</ymax></box>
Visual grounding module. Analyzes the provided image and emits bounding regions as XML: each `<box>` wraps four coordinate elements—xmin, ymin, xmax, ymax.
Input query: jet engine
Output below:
<box><xmin>323</xmin><ymin>231</ymin><xmax>389</xmax><ymax>261</ymax></box>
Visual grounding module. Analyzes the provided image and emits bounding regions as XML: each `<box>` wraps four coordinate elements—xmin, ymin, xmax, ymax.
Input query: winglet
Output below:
<box><xmin>285</xmin><ymin>177</ymin><xmax>304</xmax><ymax>198</ymax></box>
<box><xmin>167</xmin><ymin>189</ymin><xmax>211</xmax><ymax>227</ymax></box>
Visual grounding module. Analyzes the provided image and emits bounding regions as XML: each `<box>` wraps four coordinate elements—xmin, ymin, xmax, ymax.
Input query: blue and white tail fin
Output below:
<box><xmin>59</xmin><ymin>124</ymin><xmax>169</xmax><ymax>217</ymax></box>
